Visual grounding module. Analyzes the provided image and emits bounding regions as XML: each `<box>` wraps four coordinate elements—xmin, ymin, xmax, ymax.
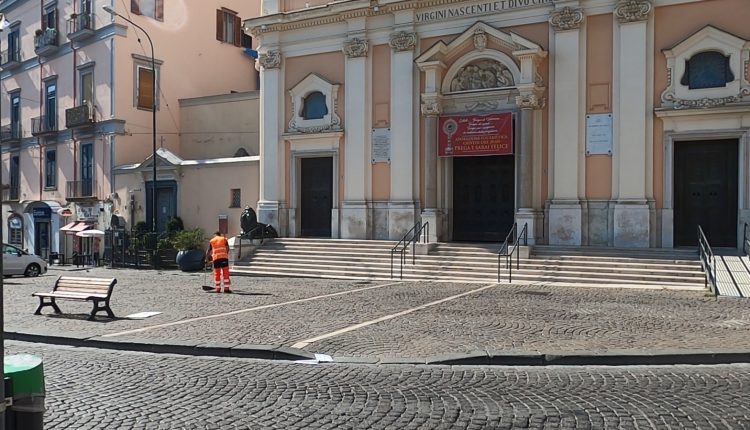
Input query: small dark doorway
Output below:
<box><xmin>146</xmin><ymin>180</ymin><xmax>177</xmax><ymax>233</ymax></box>
<box><xmin>34</xmin><ymin>221</ymin><xmax>50</xmax><ymax>260</ymax></box>
<box><xmin>453</xmin><ymin>155</ymin><xmax>515</xmax><ymax>242</ymax></box>
<box><xmin>300</xmin><ymin>157</ymin><xmax>333</xmax><ymax>237</ymax></box>
<box><xmin>674</xmin><ymin>139</ymin><xmax>738</xmax><ymax>247</ymax></box>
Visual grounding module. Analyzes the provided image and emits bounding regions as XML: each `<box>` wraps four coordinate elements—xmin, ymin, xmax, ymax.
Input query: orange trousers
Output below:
<box><xmin>213</xmin><ymin>264</ymin><xmax>231</xmax><ymax>291</ymax></box>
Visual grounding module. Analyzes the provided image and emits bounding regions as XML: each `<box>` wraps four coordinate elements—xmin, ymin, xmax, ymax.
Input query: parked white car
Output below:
<box><xmin>3</xmin><ymin>244</ymin><xmax>48</xmax><ymax>277</ymax></box>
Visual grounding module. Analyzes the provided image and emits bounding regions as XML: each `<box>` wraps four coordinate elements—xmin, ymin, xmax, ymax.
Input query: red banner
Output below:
<box><xmin>438</xmin><ymin>113</ymin><xmax>513</xmax><ymax>157</ymax></box>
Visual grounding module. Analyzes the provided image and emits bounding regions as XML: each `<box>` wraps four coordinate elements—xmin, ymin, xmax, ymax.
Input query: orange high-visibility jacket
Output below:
<box><xmin>209</xmin><ymin>236</ymin><xmax>229</xmax><ymax>261</ymax></box>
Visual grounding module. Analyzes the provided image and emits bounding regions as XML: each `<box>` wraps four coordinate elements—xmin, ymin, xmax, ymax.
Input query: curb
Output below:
<box><xmin>5</xmin><ymin>331</ymin><xmax>316</xmax><ymax>362</ymax></box>
<box><xmin>7</xmin><ymin>331</ymin><xmax>750</xmax><ymax>366</ymax></box>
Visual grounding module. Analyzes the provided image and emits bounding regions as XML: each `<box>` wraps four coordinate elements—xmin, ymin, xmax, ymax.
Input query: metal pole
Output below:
<box><xmin>0</xmin><ymin>14</ymin><xmax>6</xmax><ymax>429</ymax></box>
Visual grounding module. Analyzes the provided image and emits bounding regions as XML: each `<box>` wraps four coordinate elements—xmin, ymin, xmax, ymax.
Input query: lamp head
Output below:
<box><xmin>102</xmin><ymin>5</ymin><xmax>116</xmax><ymax>16</ymax></box>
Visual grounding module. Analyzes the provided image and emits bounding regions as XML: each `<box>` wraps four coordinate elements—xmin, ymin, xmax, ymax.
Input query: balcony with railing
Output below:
<box><xmin>66</xmin><ymin>13</ymin><xmax>94</xmax><ymax>42</ymax></box>
<box><xmin>34</xmin><ymin>28</ymin><xmax>59</xmax><ymax>57</ymax></box>
<box><xmin>31</xmin><ymin>115</ymin><xmax>58</xmax><ymax>136</ymax></box>
<box><xmin>1</xmin><ymin>123</ymin><xmax>22</xmax><ymax>143</ymax></box>
<box><xmin>66</xmin><ymin>179</ymin><xmax>96</xmax><ymax>201</ymax></box>
<box><xmin>2</xmin><ymin>185</ymin><xmax>20</xmax><ymax>202</ymax></box>
<box><xmin>65</xmin><ymin>104</ymin><xmax>95</xmax><ymax>129</ymax></box>
<box><xmin>1</xmin><ymin>47</ymin><xmax>21</xmax><ymax>69</ymax></box>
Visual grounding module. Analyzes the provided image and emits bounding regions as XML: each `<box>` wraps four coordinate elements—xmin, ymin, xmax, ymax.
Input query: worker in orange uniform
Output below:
<box><xmin>206</xmin><ymin>231</ymin><xmax>232</xmax><ymax>293</ymax></box>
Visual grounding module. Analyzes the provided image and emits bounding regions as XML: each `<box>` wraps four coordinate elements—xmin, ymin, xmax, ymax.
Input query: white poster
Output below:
<box><xmin>371</xmin><ymin>128</ymin><xmax>391</xmax><ymax>163</ymax></box>
<box><xmin>586</xmin><ymin>113</ymin><xmax>613</xmax><ymax>156</ymax></box>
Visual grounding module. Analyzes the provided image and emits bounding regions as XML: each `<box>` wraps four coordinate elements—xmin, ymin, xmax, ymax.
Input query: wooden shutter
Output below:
<box><xmin>216</xmin><ymin>10</ymin><xmax>224</xmax><ymax>41</ymax></box>
<box><xmin>138</xmin><ymin>68</ymin><xmax>154</xmax><ymax>110</ymax></box>
<box><xmin>234</xmin><ymin>15</ymin><xmax>241</xmax><ymax>47</ymax></box>
<box><xmin>155</xmin><ymin>0</ymin><xmax>164</xmax><ymax>21</ymax></box>
<box><xmin>131</xmin><ymin>0</ymin><xmax>141</xmax><ymax>15</ymax></box>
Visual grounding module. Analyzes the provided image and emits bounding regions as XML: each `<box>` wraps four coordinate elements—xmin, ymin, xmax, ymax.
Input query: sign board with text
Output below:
<box><xmin>586</xmin><ymin>113</ymin><xmax>613</xmax><ymax>155</ymax></box>
<box><xmin>438</xmin><ymin>113</ymin><xmax>513</xmax><ymax>157</ymax></box>
<box><xmin>371</xmin><ymin>128</ymin><xmax>391</xmax><ymax>163</ymax></box>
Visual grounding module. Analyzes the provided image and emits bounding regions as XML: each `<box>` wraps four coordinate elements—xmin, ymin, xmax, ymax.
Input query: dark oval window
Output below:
<box><xmin>302</xmin><ymin>91</ymin><xmax>328</xmax><ymax>120</ymax></box>
<box><xmin>680</xmin><ymin>51</ymin><xmax>734</xmax><ymax>90</ymax></box>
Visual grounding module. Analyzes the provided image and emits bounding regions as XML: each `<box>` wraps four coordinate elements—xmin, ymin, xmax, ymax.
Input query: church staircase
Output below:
<box><xmin>231</xmin><ymin>238</ymin><xmax>707</xmax><ymax>291</ymax></box>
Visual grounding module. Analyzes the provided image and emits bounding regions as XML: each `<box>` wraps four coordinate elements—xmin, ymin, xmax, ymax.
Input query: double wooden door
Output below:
<box><xmin>452</xmin><ymin>155</ymin><xmax>515</xmax><ymax>242</ymax></box>
<box><xmin>674</xmin><ymin>140</ymin><xmax>738</xmax><ymax>247</ymax></box>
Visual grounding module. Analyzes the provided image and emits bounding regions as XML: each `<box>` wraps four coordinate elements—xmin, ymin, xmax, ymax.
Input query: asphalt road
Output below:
<box><xmin>6</xmin><ymin>341</ymin><xmax>750</xmax><ymax>430</ymax></box>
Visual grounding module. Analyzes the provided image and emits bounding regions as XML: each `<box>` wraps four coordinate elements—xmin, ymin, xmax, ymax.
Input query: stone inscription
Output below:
<box><xmin>585</xmin><ymin>113</ymin><xmax>613</xmax><ymax>156</ymax></box>
<box><xmin>371</xmin><ymin>128</ymin><xmax>391</xmax><ymax>163</ymax></box>
<box><xmin>416</xmin><ymin>0</ymin><xmax>552</xmax><ymax>23</ymax></box>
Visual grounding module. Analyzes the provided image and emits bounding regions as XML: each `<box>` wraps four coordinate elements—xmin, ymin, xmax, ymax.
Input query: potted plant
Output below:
<box><xmin>173</xmin><ymin>228</ymin><xmax>206</xmax><ymax>272</ymax></box>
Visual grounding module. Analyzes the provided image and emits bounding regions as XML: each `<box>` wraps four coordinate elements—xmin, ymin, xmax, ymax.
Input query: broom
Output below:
<box><xmin>201</xmin><ymin>259</ymin><xmax>215</xmax><ymax>291</ymax></box>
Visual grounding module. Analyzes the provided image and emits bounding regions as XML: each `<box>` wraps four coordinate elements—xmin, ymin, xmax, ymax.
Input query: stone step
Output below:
<box><xmin>251</xmin><ymin>249</ymin><xmax>703</xmax><ymax>271</ymax></box>
<box><xmin>238</xmin><ymin>260</ymin><xmax>704</xmax><ymax>285</ymax></box>
<box><xmin>231</xmin><ymin>265</ymin><xmax>705</xmax><ymax>289</ymax></box>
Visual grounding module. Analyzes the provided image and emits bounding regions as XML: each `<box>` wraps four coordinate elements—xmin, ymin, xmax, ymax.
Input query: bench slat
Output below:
<box><xmin>55</xmin><ymin>283</ymin><xmax>111</xmax><ymax>290</ymax></box>
<box><xmin>33</xmin><ymin>292</ymin><xmax>107</xmax><ymax>300</ymax></box>
<box><xmin>56</xmin><ymin>288</ymin><xmax>109</xmax><ymax>295</ymax></box>
<box><xmin>56</xmin><ymin>276</ymin><xmax>116</xmax><ymax>283</ymax></box>
<box><xmin>55</xmin><ymin>280</ymin><xmax>114</xmax><ymax>286</ymax></box>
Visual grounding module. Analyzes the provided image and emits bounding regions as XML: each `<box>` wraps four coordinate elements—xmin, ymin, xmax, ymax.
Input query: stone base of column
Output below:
<box><xmin>515</xmin><ymin>208</ymin><xmax>543</xmax><ymax>245</ymax></box>
<box><xmin>419</xmin><ymin>209</ymin><xmax>442</xmax><ymax>243</ymax></box>
<box><xmin>613</xmin><ymin>202</ymin><xmax>650</xmax><ymax>248</ymax></box>
<box><xmin>341</xmin><ymin>202</ymin><xmax>369</xmax><ymax>239</ymax></box>
<box><xmin>388</xmin><ymin>201</ymin><xmax>417</xmax><ymax>240</ymax></box>
<box><xmin>548</xmin><ymin>201</ymin><xmax>582</xmax><ymax>246</ymax></box>
<box><xmin>258</xmin><ymin>200</ymin><xmax>282</xmax><ymax>236</ymax></box>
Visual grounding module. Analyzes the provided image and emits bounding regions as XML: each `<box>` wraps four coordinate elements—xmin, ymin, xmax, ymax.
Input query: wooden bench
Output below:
<box><xmin>32</xmin><ymin>276</ymin><xmax>118</xmax><ymax>321</ymax></box>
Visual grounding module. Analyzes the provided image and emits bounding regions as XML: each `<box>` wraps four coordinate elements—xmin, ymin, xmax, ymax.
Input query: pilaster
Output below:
<box><xmin>341</xmin><ymin>20</ymin><xmax>370</xmax><ymax>239</ymax></box>
<box><xmin>388</xmin><ymin>14</ymin><xmax>417</xmax><ymax>239</ymax></box>
<box><xmin>257</xmin><ymin>47</ymin><xmax>284</xmax><ymax>233</ymax></box>
<box><xmin>548</xmin><ymin>2</ymin><xmax>585</xmax><ymax>245</ymax></box>
<box><xmin>613</xmin><ymin>0</ymin><xmax>652</xmax><ymax>247</ymax></box>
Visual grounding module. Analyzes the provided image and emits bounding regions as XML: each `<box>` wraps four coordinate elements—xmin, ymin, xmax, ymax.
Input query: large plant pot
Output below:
<box><xmin>176</xmin><ymin>249</ymin><xmax>205</xmax><ymax>272</ymax></box>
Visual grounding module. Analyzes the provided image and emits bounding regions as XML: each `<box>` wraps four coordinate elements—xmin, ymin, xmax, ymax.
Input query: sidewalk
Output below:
<box><xmin>6</xmin><ymin>267</ymin><xmax>750</xmax><ymax>365</ymax></box>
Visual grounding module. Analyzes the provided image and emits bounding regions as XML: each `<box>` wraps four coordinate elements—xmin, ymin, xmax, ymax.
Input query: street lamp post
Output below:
<box><xmin>1</xmin><ymin>13</ymin><xmax>7</xmax><ymax>430</ymax></box>
<box><xmin>102</xmin><ymin>6</ymin><xmax>158</xmax><ymax>248</ymax></box>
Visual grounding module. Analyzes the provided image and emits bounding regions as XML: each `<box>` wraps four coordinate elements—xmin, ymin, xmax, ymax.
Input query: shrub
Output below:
<box><xmin>173</xmin><ymin>228</ymin><xmax>206</xmax><ymax>251</ymax></box>
<box><xmin>166</xmin><ymin>217</ymin><xmax>184</xmax><ymax>236</ymax></box>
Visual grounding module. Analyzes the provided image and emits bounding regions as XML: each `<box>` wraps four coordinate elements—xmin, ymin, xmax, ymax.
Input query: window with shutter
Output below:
<box><xmin>137</xmin><ymin>67</ymin><xmax>155</xmax><ymax>110</ymax></box>
<box><xmin>132</xmin><ymin>0</ymin><xmax>163</xmax><ymax>21</ymax></box>
<box><xmin>217</xmin><ymin>9</ymin><xmax>241</xmax><ymax>45</ymax></box>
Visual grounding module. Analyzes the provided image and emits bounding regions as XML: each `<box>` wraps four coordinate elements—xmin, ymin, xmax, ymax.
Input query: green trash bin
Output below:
<box><xmin>4</xmin><ymin>354</ymin><xmax>45</xmax><ymax>430</ymax></box>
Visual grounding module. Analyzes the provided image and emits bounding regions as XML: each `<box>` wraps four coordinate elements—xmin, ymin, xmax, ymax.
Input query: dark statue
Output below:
<box><xmin>240</xmin><ymin>206</ymin><xmax>278</xmax><ymax>240</ymax></box>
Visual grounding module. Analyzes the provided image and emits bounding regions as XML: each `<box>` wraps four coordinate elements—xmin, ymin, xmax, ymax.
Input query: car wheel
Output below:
<box><xmin>24</xmin><ymin>264</ymin><xmax>41</xmax><ymax>277</ymax></box>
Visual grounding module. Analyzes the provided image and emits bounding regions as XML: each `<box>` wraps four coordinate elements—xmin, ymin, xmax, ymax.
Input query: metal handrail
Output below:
<box><xmin>698</xmin><ymin>225</ymin><xmax>717</xmax><ymax>296</ymax></box>
<box><xmin>237</xmin><ymin>224</ymin><xmax>268</xmax><ymax>261</ymax></box>
<box><xmin>390</xmin><ymin>220</ymin><xmax>430</xmax><ymax>279</ymax></box>
<box><xmin>497</xmin><ymin>222</ymin><xmax>528</xmax><ymax>283</ymax></box>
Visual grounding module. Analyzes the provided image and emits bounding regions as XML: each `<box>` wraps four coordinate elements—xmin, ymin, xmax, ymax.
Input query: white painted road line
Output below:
<box><xmin>291</xmin><ymin>283</ymin><xmax>498</xmax><ymax>349</ymax></box>
<box><xmin>103</xmin><ymin>281</ymin><xmax>403</xmax><ymax>338</ymax></box>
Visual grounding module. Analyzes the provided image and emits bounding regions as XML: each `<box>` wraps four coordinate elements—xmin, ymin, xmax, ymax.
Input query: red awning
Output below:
<box><xmin>60</xmin><ymin>221</ymin><xmax>93</xmax><ymax>234</ymax></box>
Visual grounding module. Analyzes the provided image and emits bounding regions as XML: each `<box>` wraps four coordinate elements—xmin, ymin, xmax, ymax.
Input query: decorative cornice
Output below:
<box><xmin>549</xmin><ymin>7</ymin><xmax>584</xmax><ymax>32</ymax></box>
<box><xmin>249</xmin><ymin>0</ymin><xmax>554</xmax><ymax>36</ymax></box>
<box><xmin>342</xmin><ymin>37</ymin><xmax>369</xmax><ymax>58</ymax></box>
<box><xmin>515</xmin><ymin>93</ymin><xmax>545</xmax><ymax>110</ymax></box>
<box><xmin>663</xmin><ymin>88</ymin><xmax>750</xmax><ymax>109</ymax></box>
<box><xmin>389</xmin><ymin>31</ymin><xmax>417</xmax><ymax>52</ymax></box>
<box><xmin>614</xmin><ymin>0</ymin><xmax>652</xmax><ymax>24</ymax></box>
<box><xmin>258</xmin><ymin>50</ymin><xmax>281</xmax><ymax>69</ymax></box>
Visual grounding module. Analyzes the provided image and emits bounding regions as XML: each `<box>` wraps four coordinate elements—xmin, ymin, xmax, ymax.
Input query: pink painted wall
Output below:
<box><xmin>585</xmin><ymin>13</ymin><xmax>613</xmax><ymax>200</ymax></box>
<box><xmin>371</xmin><ymin>44</ymin><xmax>391</xmax><ymax>201</ymax></box>
<box><xmin>111</xmin><ymin>0</ymin><xmax>261</xmax><ymax>166</ymax></box>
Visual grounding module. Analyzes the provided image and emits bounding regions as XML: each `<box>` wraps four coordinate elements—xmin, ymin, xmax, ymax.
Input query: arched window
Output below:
<box><xmin>301</xmin><ymin>91</ymin><xmax>328</xmax><ymax>120</ymax></box>
<box><xmin>8</xmin><ymin>215</ymin><xmax>23</xmax><ymax>246</ymax></box>
<box><xmin>681</xmin><ymin>51</ymin><xmax>734</xmax><ymax>90</ymax></box>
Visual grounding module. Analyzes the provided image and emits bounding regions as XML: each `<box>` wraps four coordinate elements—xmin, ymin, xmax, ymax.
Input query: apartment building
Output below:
<box><xmin>0</xmin><ymin>0</ymin><xmax>259</xmax><ymax>260</ymax></box>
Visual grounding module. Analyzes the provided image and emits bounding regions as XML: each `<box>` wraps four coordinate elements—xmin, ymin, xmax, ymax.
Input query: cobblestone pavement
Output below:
<box><xmin>6</xmin><ymin>341</ymin><xmax>750</xmax><ymax>430</ymax></box>
<box><xmin>6</xmin><ymin>267</ymin><xmax>750</xmax><ymax>359</ymax></box>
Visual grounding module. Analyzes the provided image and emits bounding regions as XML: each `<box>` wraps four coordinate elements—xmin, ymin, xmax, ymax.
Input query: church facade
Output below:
<box><xmin>245</xmin><ymin>0</ymin><xmax>750</xmax><ymax>249</ymax></box>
